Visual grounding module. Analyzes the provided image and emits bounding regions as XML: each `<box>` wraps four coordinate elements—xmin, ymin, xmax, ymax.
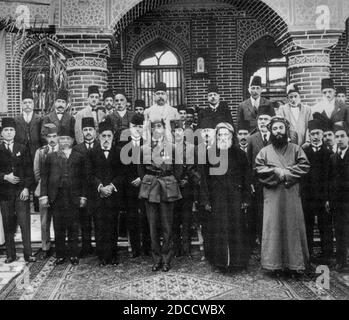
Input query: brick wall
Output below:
<box><xmin>330</xmin><ymin>30</ymin><xmax>349</xmax><ymax>94</ymax></box>
<box><xmin>107</xmin><ymin>7</ymin><xmax>269</xmax><ymax>119</ymax></box>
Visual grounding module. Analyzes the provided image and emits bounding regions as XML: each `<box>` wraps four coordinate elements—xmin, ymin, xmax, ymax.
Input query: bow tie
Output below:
<box><xmin>103</xmin><ymin>149</ymin><xmax>110</xmax><ymax>152</ymax></box>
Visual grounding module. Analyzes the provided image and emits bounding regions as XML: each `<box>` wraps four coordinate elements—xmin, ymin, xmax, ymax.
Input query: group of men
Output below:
<box><xmin>0</xmin><ymin>75</ymin><xmax>348</xmax><ymax>276</ymax></box>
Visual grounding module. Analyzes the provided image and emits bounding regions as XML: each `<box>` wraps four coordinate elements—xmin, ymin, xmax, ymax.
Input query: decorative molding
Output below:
<box><xmin>60</xmin><ymin>0</ymin><xmax>107</xmax><ymax>28</ymax></box>
<box><xmin>288</xmin><ymin>53</ymin><xmax>330</xmax><ymax>69</ymax></box>
<box><xmin>66</xmin><ymin>56</ymin><xmax>107</xmax><ymax>71</ymax></box>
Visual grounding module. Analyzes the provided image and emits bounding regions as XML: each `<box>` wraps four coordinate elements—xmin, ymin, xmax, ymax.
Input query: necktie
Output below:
<box><xmin>328</xmin><ymin>145</ymin><xmax>333</xmax><ymax>152</ymax></box>
<box><xmin>338</xmin><ymin>149</ymin><xmax>343</xmax><ymax>158</ymax></box>
<box><xmin>263</xmin><ymin>134</ymin><xmax>268</xmax><ymax>146</ymax></box>
<box><xmin>104</xmin><ymin>149</ymin><xmax>110</xmax><ymax>158</ymax></box>
<box><xmin>5</xmin><ymin>143</ymin><xmax>12</xmax><ymax>152</ymax></box>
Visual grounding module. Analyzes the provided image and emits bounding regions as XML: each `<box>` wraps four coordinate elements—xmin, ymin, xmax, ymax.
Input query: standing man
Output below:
<box><xmin>40</xmin><ymin>132</ymin><xmax>87</xmax><ymax>265</ymax></box>
<box><xmin>246</xmin><ymin>105</ymin><xmax>275</xmax><ymax>246</ymax></box>
<box><xmin>336</xmin><ymin>86</ymin><xmax>347</xmax><ymax>105</ymax></box>
<box><xmin>302</xmin><ymin>118</ymin><xmax>333</xmax><ymax>264</ymax></box>
<box><xmin>97</xmin><ymin>89</ymin><xmax>115</xmax><ymax>123</ymax></box>
<box><xmin>329</xmin><ymin>125</ymin><xmax>349</xmax><ymax>272</ymax></box>
<box><xmin>33</xmin><ymin>124</ymin><xmax>59</xmax><ymax>259</ymax></box>
<box><xmin>121</xmin><ymin>114</ymin><xmax>150</xmax><ymax>258</ymax></box>
<box><xmin>255</xmin><ymin>117</ymin><xmax>310</xmax><ymax>277</ymax></box>
<box><xmin>74</xmin><ymin>85</ymin><xmax>100</xmax><ymax>144</ymax></box>
<box><xmin>312</xmin><ymin>78</ymin><xmax>349</xmax><ymax>128</ymax></box>
<box><xmin>0</xmin><ymin>118</ymin><xmax>35</xmax><ymax>263</ymax></box>
<box><xmin>278</xmin><ymin>84</ymin><xmax>312</xmax><ymax>146</ymax></box>
<box><xmin>237</xmin><ymin>120</ymin><xmax>250</xmax><ymax>153</ymax></box>
<box><xmin>73</xmin><ymin>117</ymin><xmax>99</xmax><ymax>257</ymax></box>
<box><xmin>199</xmin><ymin>122</ymin><xmax>250</xmax><ymax>272</ymax></box>
<box><xmin>171</xmin><ymin>119</ymin><xmax>199</xmax><ymax>258</ymax></box>
<box><xmin>105</xmin><ymin>90</ymin><xmax>135</xmax><ymax>142</ymax></box>
<box><xmin>42</xmin><ymin>89</ymin><xmax>75</xmax><ymax>139</ymax></box>
<box><xmin>15</xmin><ymin>90</ymin><xmax>43</xmax><ymax>163</ymax></box>
<box><xmin>198</xmin><ymin>84</ymin><xmax>233</xmax><ymax>129</ymax></box>
<box><xmin>144</xmin><ymin>82</ymin><xmax>179</xmax><ymax>132</ymax></box>
<box><xmin>87</xmin><ymin>121</ymin><xmax>124</xmax><ymax>266</ymax></box>
<box><xmin>134</xmin><ymin>99</ymin><xmax>146</xmax><ymax>115</ymax></box>
<box><xmin>138</xmin><ymin>119</ymin><xmax>182</xmax><ymax>272</ymax></box>
<box><xmin>237</xmin><ymin>76</ymin><xmax>271</xmax><ymax>132</ymax></box>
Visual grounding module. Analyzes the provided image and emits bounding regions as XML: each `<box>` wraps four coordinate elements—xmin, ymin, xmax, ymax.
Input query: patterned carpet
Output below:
<box><xmin>1</xmin><ymin>251</ymin><xmax>349</xmax><ymax>300</ymax></box>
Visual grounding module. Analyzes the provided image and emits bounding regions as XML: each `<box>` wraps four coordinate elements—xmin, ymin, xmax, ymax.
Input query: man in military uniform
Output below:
<box><xmin>138</xmin><ymin>118</ymin><xmax>182</xmax><ymax>272</ymax></box>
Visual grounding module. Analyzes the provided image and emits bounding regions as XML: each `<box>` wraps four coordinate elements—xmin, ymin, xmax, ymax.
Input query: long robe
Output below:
<box><xmin>255</xmin><ymin>143</ymin><xmax>310</xmax><ymax>271</ymax></box>
<box><xmin>200</xmin><ymin>146</ymin><xmax>251</xmax><ymax>268</ymax></box>
<box><xmin>0</xmin><ymin>209</ymin><xmax>4</xmax><ymax>245</ymax></box>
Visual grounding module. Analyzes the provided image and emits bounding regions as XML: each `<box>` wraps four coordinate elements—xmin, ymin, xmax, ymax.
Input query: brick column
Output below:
<box><xmin>66</xmin><ymin>53</ymin><xmax>108</xmax><ymax>112</ymax></box>
<box><xmin>283</xmin><ymin>31</ymin><xmax>342</xmax><ymax>107</ymax></box>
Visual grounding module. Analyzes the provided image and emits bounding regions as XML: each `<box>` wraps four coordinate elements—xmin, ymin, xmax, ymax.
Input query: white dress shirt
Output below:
<box><xmin>251</xmin><ymin>97</ymin><xmax>261</xmax><ymax>109</ymax></box>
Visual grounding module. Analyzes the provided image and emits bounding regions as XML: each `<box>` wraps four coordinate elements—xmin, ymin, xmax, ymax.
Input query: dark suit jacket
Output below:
<box><xmin>329</xmin><ymin>149</ymin><xmax>349</xmax><ymax>203</ymax></box>
<box><xmin>14</xmin><ymin>113</ymin><xmax>43</xmax><ymax>162</ymax></box>
<box><xmin>73</xmin><ymin>141</ymin><xmax>100</xmax><ymax>201</ymax></box>
<box><xmin>246</xmin><ymin>131</ymin><xmax>271</xmax><ymax>173</ymax></box>
<box><xmin>87</xmin><ymin>145</ymin><xmax>125</xmax><ymax>208</ymax></box>
<box><xmin>302</xmin><ymin>145</ymin><xmax>331</xmax><ymax>201</ymax></box>
<box><xmin>40</xmin><ymin>150</ymin><xmax>87</xmax><ymax>206</ymax></box>
<box><xmin>237</xmin><ymin>97</ymin><xmax>271</xmax><ymax>130</ymax></box>
<box><xmin>0</xmin><ymin>142</ymin><xmax>34</xmax><ymax>200</ymax></box>
<box><xmin>105</xmin><ymin>110</ymin><xmax>136</xmax><ymax>141</ymax></box>
<box><xmin>197</xmin><ymin>102</ymin><xmax>234</xmax><ymax>129</ymax></box>
<box><xmin>41</xmin><ymin>111</ymin><xmax>75</xmax><ymax>140</ymax></box>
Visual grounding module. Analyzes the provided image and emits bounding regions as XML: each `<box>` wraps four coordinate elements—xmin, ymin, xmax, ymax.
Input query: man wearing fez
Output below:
<box><xmin>237</xmin><ymin>120</ymin><xmax>250</xmax><ymax>154</ymax></box>
<box><xmin>42</xmin><ymin>89</ymin><xmax>75</xmax><ymax>140</ymax></box>
<box><xmin>15</xmin><ymin>90</ymin><xmax>43</xmax><ymax>163</ymax></box>
<box><xmin>73</xmin><ymin>117</ymin><xmax>99</xmax><ymax>257</ymax></box>
<box><xmin>33</xmin><ymin>123</ymin><xmax>59</xmax><ymax>259</ymax></box>
<box><xmin>138</xmin><ymin>118</ymin><xmax>182</xmax><ymax>272</ymax></box>
<box><xmin>0</xmin><ymin>118</ymin><xmax>35</xmax><ymax>263</ymax></box>
<box><xmin>246</xmin><ymin>104</ymin><xmax>275</xmax><ymax>246</ymax></box>
<box><xmin>302</xmin><ymin>118</ymin><xmax>333</xmax><ymax>264</ymax></box>
<box><xmin>336</xmin><ymin>86</ymin><xmax>347</xmax><ymax>105</ymax></box>
<box><xmin>171</xmin><ymin>119</ymin><xmax>199</xmax><ymax>258</ymax></box>
<box><xmin>198</xmin><ymin>84</ymin><xmax>233</xmax><ymax>129</ymax></box>
<box><xmin>186</xmin><ymin>108</ymin><xmax>196</xmax><ymax>130</ymax></box>
<box><xmin>312</xmin><ymin>78</ymin><xmax>349</xmax><ymax>128</ymax></box>
<box><xmin>329</xmin><ymin>125</ymin><xmax>349</xmax><ymax>272</ymax></box>
<box><xmin>199</xmin><ymin>122</ymin><xmax>251</xmax><ymax>272</ymax></box>
<box><xmin>97</xmin><ymin>89</ymin><xmax>115</xmax><ymax>123</ymax></box>
<box><xmin>237</xmin><ymin>76</ymin><xmax>271</xmax><ymax>131</ymax></box>
<box><xmin>87</xmin><ymin>121</ymin><xmax>125</xmax><ymax>266</ymax></box>
<box><xmin>278</xmin><ymin>84</ymin><xmax>312</xmax><ymax>146</ymax></box>
<box><xmin>255</xmin><ymin>117</ymin><xmax>310</xmax><ymax>277</ymax></box>
<box><xmin>121</xmin><ymin>114</ymin><xmax>150</xmax><ymax>258</ymax></box>
<box><xmin>105</xmin><ymin>90</ymin><xmax>135</xmax><ymax>142</ymax></box>
<box><xmin>40</xmin><ymin>131</ymin><xmax>87</xmax><ymax>266</ymax></box>
<box><xmin>177</xmin><ymin>105</ymin><xmax>187</xmax><ymax>122</ymax></box>
<box><xmin>74</xmin><ymin>85</ymin><xmax>100</xmax><ymax>144</ymax></box>
<box><xmin>134</xmin><ymin>99</ymin><xmax>146</xmax><ymax>115</ymax></box>
<box><xmin>144</xmin><ymin>82</ymin><xmax>179</xmax><ymax>132</ymax></box>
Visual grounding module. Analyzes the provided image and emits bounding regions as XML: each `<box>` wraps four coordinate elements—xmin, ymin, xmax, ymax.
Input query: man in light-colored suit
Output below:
<box><xmin>74</xmin><ymin>85</ymin><xmax>100</xmax><ymax>144</ymax></box>
<box><xmin>312</xmin><ymin>78</ymin><xmax>349</xmax><ymax>129</ymax></box>
<box><xmin>144</xmin><ymin>82</ymin><xmax>179</xmax><ymax>137</ymax></box>
<box><xmin>237</xmin><ymin>76</ymin><xmax>271</xmax><ymax>132</ymax></box>
<box><xmin>278</xmin><ymin>83</ymin><xmax>312</xmax><ymax>146</ymax></box>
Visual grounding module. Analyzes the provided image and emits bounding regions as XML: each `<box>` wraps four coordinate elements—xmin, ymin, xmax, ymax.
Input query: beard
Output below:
<box><xmin>270</xmin><ymin>132</ymin><xmax>288</xmax><ymax>148</ymax></box>
<box><xmin>217</xmin><ymin>138</ymin><xmax>232</xmax><ymax>150</ymax></box>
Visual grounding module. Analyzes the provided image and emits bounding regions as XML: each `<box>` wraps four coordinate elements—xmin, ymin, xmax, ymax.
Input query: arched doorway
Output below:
<box><xmin>243</xmin><ymin>35</ymin><xmax>287</xmax><ymax>102</ymax></box>
<box><xmin>22</xmin><ymin>42</ymin><xmax>67</xmax><ymax>114</ymax></box>
<box><xmin>134</xmin><ymin>40</ymin><xmax>184</xmax><ymax>107</ymax></box>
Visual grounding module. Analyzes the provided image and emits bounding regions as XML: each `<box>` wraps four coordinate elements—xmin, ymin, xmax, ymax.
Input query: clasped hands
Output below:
<box><xmin>274</xmin><ymin>167</ymin><xmax>287</xmax><ymax>182</ymax></box>
<box><xmin>99</xmin><ymin>184</ymin><xmax>115</xmax><ymax>198</ymax></box>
